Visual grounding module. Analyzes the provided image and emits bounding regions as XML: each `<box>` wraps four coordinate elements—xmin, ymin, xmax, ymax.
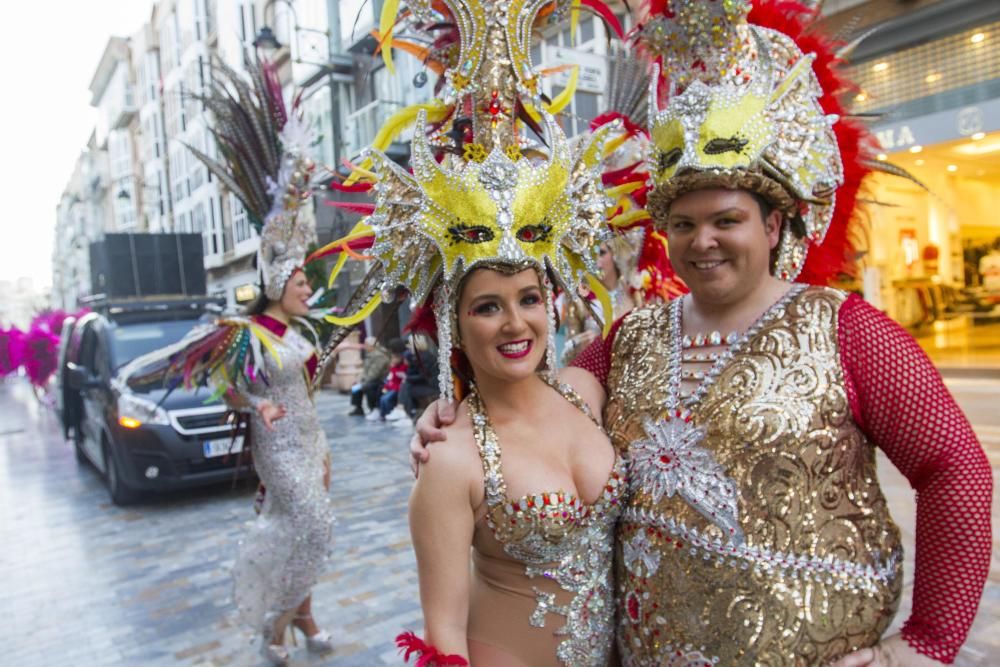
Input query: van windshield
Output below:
<box><xmin>110</xmin><ymin>320</ymin><xmax>201</xmax><ymax>370</ymax></box>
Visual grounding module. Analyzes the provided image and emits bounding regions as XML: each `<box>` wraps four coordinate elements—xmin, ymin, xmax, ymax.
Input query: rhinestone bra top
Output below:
<box><xmin>469</xmin><ymin>374</ymin><xmax>626</xmax><ymax>546</ymax></box>
<box><xmin>467</xmin><ymin>373</ymin><xmax>625</xmax><ymax>666</ymax></box>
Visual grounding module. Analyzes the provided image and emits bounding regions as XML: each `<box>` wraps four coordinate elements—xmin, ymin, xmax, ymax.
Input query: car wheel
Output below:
<box><xmin>104</xmin><ymin>440</ymin><xmax>138</xmax><ymax>506</ymax></box>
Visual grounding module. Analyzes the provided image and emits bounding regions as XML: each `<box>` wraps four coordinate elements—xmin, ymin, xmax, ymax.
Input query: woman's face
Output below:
<box><xmin>456</xmin><ymin>267</ymin><xmax>548</xmax><ymax>385</ymax></box>
<box><xmin>663</xmin><ymin>188</ymin><xmax>781</xmax><ymax>308</ymax></box>
<box><xmin>279</xmin><ymin>269</ymin><xmax>313</xmax><ymax>317</ymax></box>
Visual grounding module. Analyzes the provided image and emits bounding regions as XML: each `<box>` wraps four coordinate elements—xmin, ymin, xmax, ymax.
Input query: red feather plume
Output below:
<box><xmin>748</xmin><ymin>0</ymin><xmax>869</xmax><ymax>285</ymax></box>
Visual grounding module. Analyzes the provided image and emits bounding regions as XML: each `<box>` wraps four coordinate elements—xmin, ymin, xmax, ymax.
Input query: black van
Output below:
<box><xmin>58</xmin><ymin>297</ymin><xmax>253</xmax><ymax>504</ymax></box>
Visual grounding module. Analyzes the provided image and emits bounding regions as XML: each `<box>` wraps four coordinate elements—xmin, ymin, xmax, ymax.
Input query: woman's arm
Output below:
<box><xmin>838</xmin><ymin>294</ymin><xmax>991</xmax><ymax>664</ymax></box>
<box><xmin>408</xmin><ymin>427</ymin><xmax>479</xmax><ymax>660</ymax></box>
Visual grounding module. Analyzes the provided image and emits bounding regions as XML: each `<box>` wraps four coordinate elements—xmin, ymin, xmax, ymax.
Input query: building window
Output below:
<box><xmin>157</xmin><ymin>171</ymin><xmax>166</xmax><ymax>216</ymax></box>
<box><xmin>171</xmin><ymin>146</ymin><xmax>186</xmax><ymax>203</ymax></box>
<box><xmin>231</xmin><ymin>196</ymin><xmax>253</xmax><ymax>244</ymax></box>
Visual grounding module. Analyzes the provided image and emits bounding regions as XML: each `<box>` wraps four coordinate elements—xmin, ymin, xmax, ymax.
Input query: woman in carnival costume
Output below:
<box><xmin>121</xmin><ymin>58</ymin><xmax>335</xmax><ymax>666</ymax></box>
<box><xmin>416</xmin><ymin>0</ymin><xmax>992</xmax><ymax>664</ymax></box>
<box><xmin>308</xmin><ymin>1</ymin><xmax>635</xmax><ymax>663</ymax></box>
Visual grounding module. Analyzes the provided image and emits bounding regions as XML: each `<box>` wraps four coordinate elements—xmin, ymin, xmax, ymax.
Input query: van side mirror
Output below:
<box><xmin>67</xmin><ymin>364</ymin><xmax>103</xmax><ymax>390</ymax></box>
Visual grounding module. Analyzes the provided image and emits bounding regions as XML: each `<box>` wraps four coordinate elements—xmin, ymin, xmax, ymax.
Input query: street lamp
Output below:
<box><xmin>252</xmin><ymin>26</ymin><xmax>282</xmax><ymax>51</ymax></box>
<box><xmin>252</xmin><ymin>0</ymin><xmax>352</xmax><ymax>170</ymax></box>
<box><xmin>253</xmin><ymin>0</ymin><xmax>332</xmax><ymax>67</ymax></box>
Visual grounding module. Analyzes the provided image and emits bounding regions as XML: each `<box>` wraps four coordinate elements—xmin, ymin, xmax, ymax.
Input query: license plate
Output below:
<box><xmin>203</xmin><ymin>436</ymin><xmax>244</xmax><ymax>458</ymax></box>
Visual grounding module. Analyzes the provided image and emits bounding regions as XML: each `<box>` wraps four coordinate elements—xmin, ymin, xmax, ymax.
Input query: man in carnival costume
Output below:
<box><xmin>416</xmin><ymin>1</ymin><xmax>993</xmax><ymax>665</ymax></box>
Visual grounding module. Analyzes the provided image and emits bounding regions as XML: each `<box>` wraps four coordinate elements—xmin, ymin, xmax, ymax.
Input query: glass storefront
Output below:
<box><xmin>847</xmin><ymin>22</ymin><xmax>1000</xmax><ymax>366</ymax></box>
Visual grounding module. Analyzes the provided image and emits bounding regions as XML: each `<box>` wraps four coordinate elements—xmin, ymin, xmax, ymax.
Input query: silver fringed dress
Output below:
<box><xmin>231</xmin><ymin>314</ymin><xmax>335</xmax><ymax>631</ymax></box>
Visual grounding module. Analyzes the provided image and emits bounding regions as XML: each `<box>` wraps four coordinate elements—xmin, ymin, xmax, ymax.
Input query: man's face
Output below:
<box><xmin>663</xmin><ymin>188</ymin><xmax>782</xmax><ymax>306</ymax></box>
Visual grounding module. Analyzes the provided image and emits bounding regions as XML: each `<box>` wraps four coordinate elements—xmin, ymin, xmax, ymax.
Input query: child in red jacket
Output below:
<box><xmin>373</xmin><ymin>350</ymin><xmax>407</xmax><ymax>421</ymax></box>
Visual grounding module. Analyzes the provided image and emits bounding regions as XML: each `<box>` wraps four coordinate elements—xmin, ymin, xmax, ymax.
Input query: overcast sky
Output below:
<box><xmin>0</xmin><ymin>1</ymin><xmax>156</xmax><ymax>291</ymax></box>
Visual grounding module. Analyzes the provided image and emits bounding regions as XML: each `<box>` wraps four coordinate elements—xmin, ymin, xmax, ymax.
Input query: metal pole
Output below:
<box><xmin>176</xmin><ymin>232</ymin><xmax>188</xmax><ymax>295</ymax></box>
<box><xmin>327</xmin><ymin>0</ymin><xmax>343</xmax><ymax>167</ymax></box>
<box><xmin>128</xmin><ymin>233</ymin><xmax>143</xmax><ymax>297</ymax></box>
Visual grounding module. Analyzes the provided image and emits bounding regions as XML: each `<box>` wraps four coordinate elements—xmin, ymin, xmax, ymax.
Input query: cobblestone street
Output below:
<box><xmin>1</xmin><ymin>380</ymin><xmax>419</xmax><ymax>666</ymax></box>
<box><xmin>0</xmin><ymin>375</ymin><xmax>997</xmax><ymax>666</ymax></box>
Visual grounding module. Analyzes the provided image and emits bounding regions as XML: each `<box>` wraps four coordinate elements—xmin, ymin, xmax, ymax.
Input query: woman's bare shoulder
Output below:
<box><xmin>421</xmin><ymin>400</ymin><xmax>482</xmax><ymax>477</ymax></box>
<box><xmin>556</xmin><ymin>367</ymin><xmax>606</xmax><ymax>421</ymax></box>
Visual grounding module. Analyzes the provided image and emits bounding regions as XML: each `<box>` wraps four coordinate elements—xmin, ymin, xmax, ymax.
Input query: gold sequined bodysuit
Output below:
<box><xmin>466</xmin><ymin>375</ymin><xmax>626</xmax><ymax>667</ymax></box>
<box><xmin>605</xmin><ymin>286</ymin><xmax>903</xmax><ymax>665</ymax></box>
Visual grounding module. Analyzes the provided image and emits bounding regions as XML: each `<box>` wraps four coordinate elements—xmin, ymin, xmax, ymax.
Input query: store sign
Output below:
<box><xmin>873</xmin><ymin>97</ymin><xmax>1000</xmax><ymax>150</ymax></box>
<box><xmin>876</xmin><ymin>125</ymin><xmax>917</xmax><ymax>150</ymax></box>
<box><xmin>549</xmin><ymin>47</ymin><xmax>607</xmax><ymax>94</ymax></box>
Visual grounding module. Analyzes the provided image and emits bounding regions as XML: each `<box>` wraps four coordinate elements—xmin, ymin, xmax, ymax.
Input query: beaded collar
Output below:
<box><xmin>667</xmin><ymin>284</ymin><xmax>806</xmax><ymax>410</ymax></box>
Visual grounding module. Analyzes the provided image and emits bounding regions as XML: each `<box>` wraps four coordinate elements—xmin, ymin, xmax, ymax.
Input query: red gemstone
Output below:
<box><xmin>626</xmin><ymin>594</ymin><xmax>640</xmax><ymax>621</ymax></box>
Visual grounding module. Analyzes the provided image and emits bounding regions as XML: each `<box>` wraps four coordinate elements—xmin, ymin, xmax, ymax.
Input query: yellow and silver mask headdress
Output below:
<box><xmin>637</xmin><ymin>0</ymin><xmax>848</xmax><ymax>281</ymax></box>
<box><xmin>310</xmin><ymin>0</ymin><xmax>623</xmax><ymax>399</ymax></box>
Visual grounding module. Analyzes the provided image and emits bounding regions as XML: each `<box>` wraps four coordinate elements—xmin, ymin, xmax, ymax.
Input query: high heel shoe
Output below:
<box><xmin>293</xmin><ymin>614</ymin><xmax>334</xmax><ymax>653</ymax></box>
<box><xmin>260</xmin><ymin>614</ymin><xmax>291</xmax><ymax>666</ymax></box>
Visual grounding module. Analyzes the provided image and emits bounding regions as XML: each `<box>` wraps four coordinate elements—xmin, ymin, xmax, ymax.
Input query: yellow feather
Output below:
<box><xmin>325</xmin><ymin>293</ymin><xmax>384</xmax><ymax>327</ymax></box>
<box><xmin>248</xmin><ymin>324</ymin><xmax>283</xmax><ymax>370</ymax></box>
<box><xmin>608</xmin><ymin>209</ymin><xmax>652</xmax><ymax>229</ymax></box>
<box><xmin>522</xmin><ymin>101</ymin><xmax>542</xmax><ymax>123</ymax></box>
<box><xmin>379</xmin><ymin>0</ymin><xmax>401</xmax><ymax>74</ymax></box>
<box><xmin>586</xmin><ymin>275</ymin><xmax>614</xmax><ymax>337</ymax></box>
<box><xmin>372</xmin><ymin>101</ymin><xmax>449</xmax><ymax>153</ymax></box>
<box><xmin>545</xmin><ymin>66</ymin><xmax>578</xmax><ymax>115</ymax></box>
<box><xmin>342</xmin><ymin>160</ymin><xmax>377</xmax><ymax>187</ymax></box>
<box><xmin>602</xmin><ymin>131</ymin><xmax>629</xmax><ymax>157</ymax></box>
<box><xmin>606</xmin><ymin>181</ymin><xmax>644</xmax><ymax>200</ymax></box>
<box><xmin>326</xmin><ymin>251</ymin><xmax>350</xmax><ymax>289</ymax></box>
<box><xmin>613</xmin><ymin>197</ymin><xmax>633</xmax><ymax>214</ymax></box>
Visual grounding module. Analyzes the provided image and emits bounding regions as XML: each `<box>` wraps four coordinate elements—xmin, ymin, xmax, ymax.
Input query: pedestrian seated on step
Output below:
<box><xmin>369</xmin><ymin>338</ymin><xmax>407</xmax><ymax>422</ymax></box>
<box><xmin>392</xmin><ymin>333</ymin><xmax>439</xmax><ymax>425</ymax></box>
<box><xmin>349</xmin><ymin>336</ymin><xmax>391</xmax><ymax>417</ymax></box>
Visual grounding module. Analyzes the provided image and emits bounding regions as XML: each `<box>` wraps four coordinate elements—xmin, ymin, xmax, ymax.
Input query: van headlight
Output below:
<box><xmin>117</xmin><ymin>394</ymin><xmax>170</xmax><ymax>428</ymax></box>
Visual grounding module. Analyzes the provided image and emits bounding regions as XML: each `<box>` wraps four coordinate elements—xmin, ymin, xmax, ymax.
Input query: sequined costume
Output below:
<box><xmin>573</xmin><ymin>287</ymin><xmax>992</xmax><ymax>664</ymax></box>
<box><xmin>467</xmin><ymin>375</ymin><xmax>625</xmax><ymax>666</ymax></box>
<box><xmin>231</xmin><ymin>314</ymin><xmax>334</xmax><ymax>632</ymax></box>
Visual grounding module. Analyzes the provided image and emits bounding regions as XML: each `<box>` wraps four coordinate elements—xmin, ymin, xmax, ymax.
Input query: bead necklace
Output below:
<box><xmin>681</xmin><ymin>330</ymin><xmax>738</xmax><ymax>348</ymax></box>
<box><xmin>682</xmin><ymin>351</ymin><xmax>721</xmax><ymax>363</ymax></box>
<box><xmin>668</xmin><ymin>284</ymin><xmax>806</xmax><ymax>410</ymax></box>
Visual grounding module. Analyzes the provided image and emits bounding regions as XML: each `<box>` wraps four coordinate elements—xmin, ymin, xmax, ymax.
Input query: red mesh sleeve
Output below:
<box><xmin>838</xmin><ymin>293</ymin><xmax>992</xmax><ymax>663</ymax></box>
<box><xmin>570</xmin><ymin>315</ymin><xmax>627</xmax><ymax>389</ymax></box>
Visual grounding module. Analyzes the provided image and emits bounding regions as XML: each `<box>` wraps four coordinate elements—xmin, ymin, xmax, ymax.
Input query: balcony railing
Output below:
<box><xmin>342</xmin><ymin>99</ymin><xmax>408</xmax><ymax>160</ymax></box>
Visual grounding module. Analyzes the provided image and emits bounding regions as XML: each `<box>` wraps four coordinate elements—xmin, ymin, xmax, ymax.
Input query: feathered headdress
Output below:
<box><xmin>187</xmin><ymin>56</ymin><xmax>318</xmax><ymax>299</ymax></box>
<box><xmin>592</xmin><ymin>50</ymin><xmax>686</xmax><ymax>303</ymax></box>
<box><xmin>309</xmin><ymin>0</ymin><xmax>628</xmax><ymax>400</ymax></box>
<box><xmin>635</xmin><ymin>0</ymin><xmax>900</xmax><ymax>283</ymax></box>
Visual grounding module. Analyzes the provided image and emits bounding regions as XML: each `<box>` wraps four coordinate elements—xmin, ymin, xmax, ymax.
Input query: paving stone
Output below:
<box><xmin>0</xmin><ymin>376</ymin><xmax>996</xmax><ymax>665</ymax></box>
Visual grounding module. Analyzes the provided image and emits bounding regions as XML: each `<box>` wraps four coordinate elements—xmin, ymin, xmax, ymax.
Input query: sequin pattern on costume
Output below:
<box><xmin>468</xmin><ymin>374</ymin><xmax>625</xmax><ymax>667</ymax></box>
<box><xmin>604</xmin><ymin>287</ymin><xmax>903</xmax><ymax>665</ymax></box>
<box><xmin>231</xmin><ymin>324</ymin><xmax>335</xmax><ymax>632</ymax></box>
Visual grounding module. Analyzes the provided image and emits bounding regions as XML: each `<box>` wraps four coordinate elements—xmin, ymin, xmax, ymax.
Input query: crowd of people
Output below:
<box><xmin>348</xmin><ymin>335</ymin><xmax>439</xmax><ymax>425</ymax></box>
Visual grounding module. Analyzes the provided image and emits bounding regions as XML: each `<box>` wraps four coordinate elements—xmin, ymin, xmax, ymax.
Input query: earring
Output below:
<box><xmin>434</xmin><ymin>285</ymin><xmax>455</xmax><ymax>403</ymax></box>
<box><xmin>543</xmin><ymin>277</ymin><xmax>558</xmax><ymax>373</ymax></box>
